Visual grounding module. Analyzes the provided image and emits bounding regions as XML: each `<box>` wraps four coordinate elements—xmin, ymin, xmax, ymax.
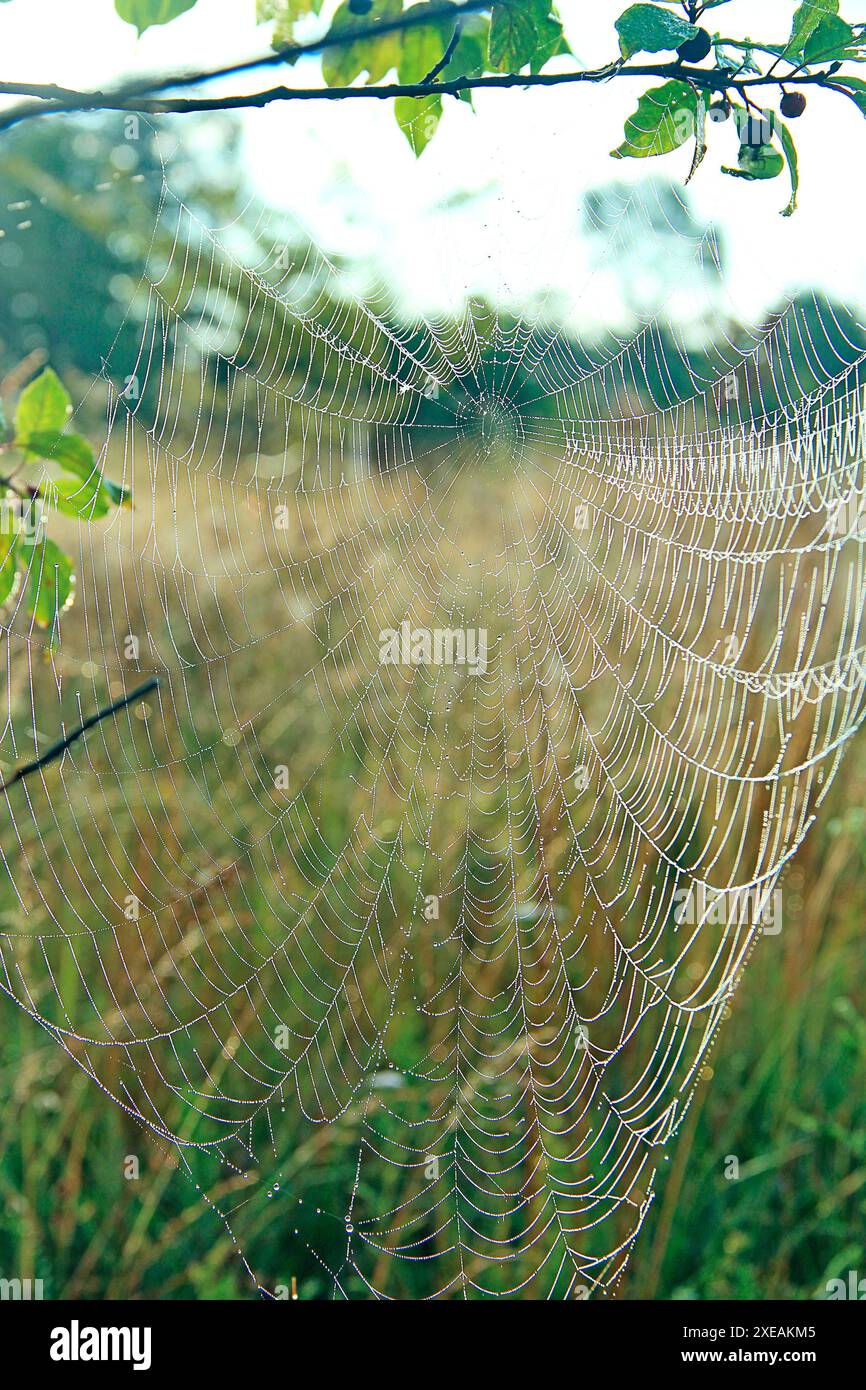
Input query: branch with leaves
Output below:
<box><xmin>1</xmin><ymin>2</ymin><xmax>865</xmax><ymax>200</ymax></box>
<box><xmin>0</xmin><ymin>367</ymin><xmax>130</xmax><ymax>633</ymax></box>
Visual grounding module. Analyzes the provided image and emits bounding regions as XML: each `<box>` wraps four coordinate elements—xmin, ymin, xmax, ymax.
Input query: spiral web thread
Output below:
<box><xmin>2</xmin><ymin>138</ymin><xmax>866</xmax><ymax>1300</ymax></box>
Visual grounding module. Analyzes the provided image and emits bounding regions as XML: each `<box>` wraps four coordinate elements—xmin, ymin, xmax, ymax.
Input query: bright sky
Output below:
<box><xmin>2</xmin><ymin>0</ymin><xmax>866</xmax><ymax>333</ymax></box>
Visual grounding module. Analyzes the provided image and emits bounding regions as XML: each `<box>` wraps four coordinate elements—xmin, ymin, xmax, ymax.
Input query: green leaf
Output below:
<box><xmin>15</xmin><ymin>368</ymin><xmax>70</xmax><ymax>443</ymax></box>
<box><xmin>686</xmin><ymin>90</ymin><xmax>708</xmax><ymax>184</ymax></box>
<box><xmin>17</xmin><ymin>429</ymin><xmax>94</xmax><ymax>476</ymax></box>
<box><xmin>611</xmin><ymin>80</ymin><xmax>697</xmax><ymax>159</ymax></box>
<box><xmin>105</xmin><ymin>480</ymin><xmax>134</xmax><ymax>509</ymax></box>
<box><xmin>258</xmin><ymin>0</ymin><xmax>324</xmax><ymax>48</ymax></box>
<box><xmin>395</xmin><ymin>94</ymin><xmax>442</xmax><ymax>154</ymax></box>
<box><xmin>114</xmin><ymin>0</ymin><xmax>198</xmax><ymax>34</ymax></box>
<box><xmin>0</xmin><ymin>529</ymin><xmax>18</xmax><ymax>606</ymax></box>
<box><xmin>445</xmin><ymin>15</ymin><xmax>489</xmax><ymax>103</ymax></box>
<box><xmin>834</xmin><ymin>76</ymin><xmax>866</xmax><ymax>116</ymax></box>
<box><xmin>776</xmin><ymin>121</ymin><xmax>800</xmax><ymax>216</ymax></box>
<box><xmin>489</xmin><ymin>0</ymin><xmax>543</xmax><ymax>72</ymax></box>
<box><xmin>21</xmin><ymin>538</ymin><xmax>75</xmax><ymax>628</ymax></box>
<box><xmin>723</xmin><ymin>143</ymin><xmax>785</xmax><ymax>181</ymax></box>
<box><xmin>396</xmin><ymin>3</ymin><xmax>452</xmax><ymax>82</ymax></box>
<box><xmin>322</xmin><ymin>0</ymin><xmax>403</xmax><ymax>86</ymax></box>
<box><xmin>803</xmin><ymin>14</ymin><xmax>857</xmax><ymax>62</ymax></box>
<box><xmin>739</xmin><ymin>143</ymin><xmax>784</xmax><ymax>180</ymax></box>
<box><xmin>614</xmin><ymin>4</ymin><xmax>698</xmax><ymax>61</ymax></box>
<box><xmin>530</xmin><ymin>11</ymin><xmax>569</xmax><ymax>73</ymax></box>
<box><xmin>785</xmin><ymin>0</ymin><xmax>838</xmax><ymax>58</ymax></box>
<box><xmin>15</xmin><ymin>430</ymin><xmax>122</xmax><ymax>518</ymax></box>
<box><xmin>42</xmin><ymin>475</ymin><xmax>114</xmax><ymax>521</ymax></box>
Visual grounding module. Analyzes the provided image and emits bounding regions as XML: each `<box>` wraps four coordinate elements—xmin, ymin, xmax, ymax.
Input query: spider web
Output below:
<box><xmin>2</xmin><ymin>122</ymin><xmax>866</xmax><ymax>1301</ymax></box>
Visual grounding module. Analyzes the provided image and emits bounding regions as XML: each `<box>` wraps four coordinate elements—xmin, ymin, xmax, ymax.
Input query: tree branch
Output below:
<box><xmin>0</xmin><ymin>80</ymin><xmax>92</xmax><ymax>101</ymax></box>
<box><xmin>0</xmin><ymin>677</ymin><xmax>160</xmax><ymax>795</ymax></box>
<box><xmin>0</xmin><ymin>0</ymin><xmax>858</xmax><ymax>136</ymax></box>
<box><xmin>0</xmin><ymin>59</ymin><xmax>853</xmax><ymax>133</ymax></box>
<box><xmin>0</xmin><ymin>0</ymin><xmax>491</xmax><ymax>131</ymax></box>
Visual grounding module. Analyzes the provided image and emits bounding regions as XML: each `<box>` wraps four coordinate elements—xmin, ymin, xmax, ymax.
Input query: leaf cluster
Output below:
<box><xmin>0</xmin><ymin>369</ymin><xmax>130</xmax><ymax>629</ymax></box>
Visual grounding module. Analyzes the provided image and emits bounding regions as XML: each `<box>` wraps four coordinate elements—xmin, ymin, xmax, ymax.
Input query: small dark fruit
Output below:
<box><xmin>708</xmin><ymin>101</ymin><xmax>730</xmax><ymax>123</ymax></box>
<box><xmin>348</xmin><ymin>0</ymin><xmax>373</xmax><ymax>13</ymax></box>
<box><xmin>780</xmin><ymin>91</ymin><xmax>807</xmax><ymax>119</ymax></box>
<box><xmin>677</xmin><ymin>28</ymin><xmax>712</xmax><ymax>64</ymax></box>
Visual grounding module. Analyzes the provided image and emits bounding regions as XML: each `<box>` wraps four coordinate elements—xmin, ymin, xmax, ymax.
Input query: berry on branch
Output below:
<box><xmin>780</xmin><ymin>92</ymin><xmax>807</xmax><ymax>119</ymax></box>
<box><xmin>677</xmin><ymin>29</ymin><xmax>713</xmax><ymax>64</ymax></box>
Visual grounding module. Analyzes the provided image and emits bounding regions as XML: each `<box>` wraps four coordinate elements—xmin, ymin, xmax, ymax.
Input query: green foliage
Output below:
<box><xmin>605</xmin><ymin>1</ymin><xmax>865</xmax><ymax>213</ymax></box>
<box><xmin>257</xmin><ymin>0</ymin><xmax>323</xmax><ymax>48</ymax></box>
<box><xmin>114</xmin><ymin>0</ymin><xmax>199</xmax><ymax>34</ymax></box>
<box><xmin>110</xmin><ymin>1</ymin><xmax>866</xmax><ymax>190</ymax></box>
<box><xmin>313</xmin><ymin>0</ymin><xmax>571</xmax><ymax>152</ymax></box>
<box><xmin>837</xmin><ymin>75</ymin><xmax>866</xmax><ymax>115</ymax></box>
<box><xmin>0</xmin><ymin>531</ymin><xmax>17</xmax><ymax>605</ymax></box>
<box><xmin>15</xmin><ymin>367</ymin><xmax>70</xmax><ymax>440</ymax></box>
<box><xmin>437</xmin><ymin>14</ymin><xmax>489</xmax><ymax>99</ymax></box>
<box><xmin>22</xmin><ymin>537</ymin><xmax>74</xmax><ymax>628</ymax></box>
<box><xmin>0</xmin><ymin>120</ymin><xmax>165</xmax><ymax>378</ymax></box>
<box><xmin>785</xmin><ymin>0</ymin><xmax>840</xmax><ymax>59</ymax></box>
<box><xmin>615</xmin><ymin>5</ymin><xmax>697</xmax><ymax>62</ymax></box>
<box><xmin>21</xmin><ymin>430</ymin><xmax>96</xmax><ymax>474</ymax></box>
<box><xmin>489</xmin><ymin>0</ymin><xmax>563</xmax><ymax>73</ymax></box>
<box><xmin>322</xmin><ymin>0</ymin><xmax>405</xmax><ymax>86</ymax></box>
<box><xmin>776</xmin><ymin>120</ymin><xmax>800</xmax><ymax>216</ymax></box>
<box><xmin>398</xmin><ymin>2</ymin><xmax>451</xmax><ymax>79</ymax></box>
<box><xmin>395</xmin><ymin>93</ymin><xmax>442</xmax><ymax>152</ymax></box>
<box><xmin>725</xmin><ymin>142</ymin><xmax>785</xmax><ymax>181</ymax></box>
<box><xmin>0</xmin><ymin>368</ymin><xmax>129</xmax><ymax>628</ymax></box>
<box><xmin>612</xmin><ymin>80</ymin><xmax>696</xmax><ymax>159</ymax></box>
<box><xmin>804</xmin><ymin>15</ymin><xmax>858</xmax><ymax>63</ymax></box>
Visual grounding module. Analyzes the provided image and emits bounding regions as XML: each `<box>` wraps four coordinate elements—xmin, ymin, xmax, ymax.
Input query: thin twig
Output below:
<box><xmin>421</xmin><ymin>24</ymin><xmax>462</xmax><ymax>85</ymax></box>
<box><xmin>0</xmin><ymin>80</ymin><xmax>90</xmax><ymax>101</ymax></box>
<box><xmin>0</xmin><ymin>677</ymin><xmax>160</xmax><ymax>795</ymax></box>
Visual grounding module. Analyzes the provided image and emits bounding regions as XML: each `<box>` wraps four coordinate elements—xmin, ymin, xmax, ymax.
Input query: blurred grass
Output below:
<box><xmin>0</xmin><ymin>445</ymin><xmax>864</xmax><ymax>1301</ymax></box>
<box><xmin>632</xmin><ymin>778</ymin><xmax>866</xmax><ymax>1299</ymax></box>
<box><xmin>3</xmin><ymin>776</ymin><xmax>865</xmax><ymax>1301</ymax></box>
